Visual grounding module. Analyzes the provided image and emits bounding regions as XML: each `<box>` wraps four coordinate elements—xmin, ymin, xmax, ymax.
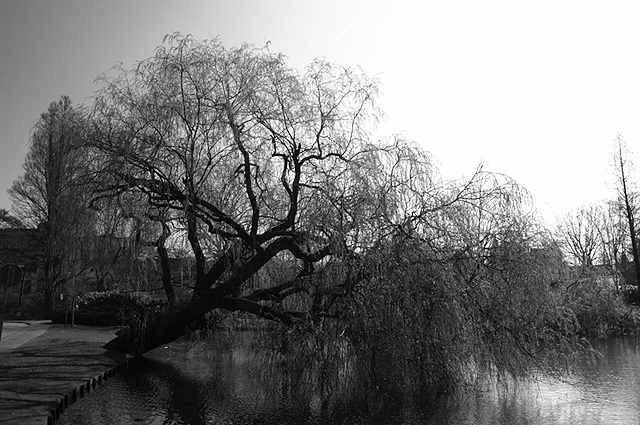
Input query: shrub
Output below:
<box><xmin>563</xmin><ymin>270</ymin><xmax>627</xmax><ymax>337</ymax></box>
<box><xmin>52</xmin><ymin>290</ymin><xmax>166</xmax><ymax>327</ymax></box>
<box><xmin>623</xmin><ymin>286</ymin><xmax>640</xmax><ymax>304</ymax></box>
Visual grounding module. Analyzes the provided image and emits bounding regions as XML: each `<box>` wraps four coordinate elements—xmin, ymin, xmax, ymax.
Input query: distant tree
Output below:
<box><xmin>88</xmin><ymin>193</ymin><xmax>145</xmax><ymax>292</ymax></box>
<box><xmin>611</xmin><ymin>135</ymin><xmax>640</xmax><ymax>288</ymax></box>
<box><xmin>9</xmin><ymin>96</ymin><xmax>93</xmax><ymax>318</ymax></box>
<box><xmin>556</xmin><ymin>204</ymin><xmax>602</xmax><ymax>269</ymax></box>
<box><xmin>597</xmin><ymin>200</ymin><xmax>627</xmax><ymax>267</ymax></box>
<box><xmin>89</xmin><ymin>171</ymin><xmax>195</xmax><ymax>301</ymax></box>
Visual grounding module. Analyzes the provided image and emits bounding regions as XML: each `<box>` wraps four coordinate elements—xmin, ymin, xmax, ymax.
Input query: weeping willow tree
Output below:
<box><xmin>86</xmin><ymin>33</ymin><xmax>590</xmax><ymax>401</ymax></box>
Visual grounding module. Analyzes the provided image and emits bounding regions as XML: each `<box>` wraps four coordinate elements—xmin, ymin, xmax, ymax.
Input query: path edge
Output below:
<box><xmin>44</xmin><ymin>356</ymin><xmax>140</xmax><ymax>425</ymax></box>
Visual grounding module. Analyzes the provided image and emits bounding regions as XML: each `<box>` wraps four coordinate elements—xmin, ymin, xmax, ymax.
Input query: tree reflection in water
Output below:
<box><xmin>58</xmin><ymin>329</ymin><xmax>434</xmax><ymax>424</ymax></box>
<box><xmin>59</xmin><ymin>331</ymin><xmax>640</xmax><ymax>425</ymax></box>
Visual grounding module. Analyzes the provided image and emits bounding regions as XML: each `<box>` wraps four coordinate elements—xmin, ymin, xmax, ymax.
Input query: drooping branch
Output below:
<box><xmin>227</xmin><ymin>111</ymin><xmax>261</xmax><ymax>236</ymax></box>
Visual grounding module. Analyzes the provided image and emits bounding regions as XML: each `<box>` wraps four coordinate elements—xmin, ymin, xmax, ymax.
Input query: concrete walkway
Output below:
<box><xmin>0</xmin><ymin>321</ymin><xmax>130</xmax><ymax>425</ymax></box>
<box><xmin>0</xmin><ymin>321</ymin><xmax>51</xmax><ymax>352</ymax></box>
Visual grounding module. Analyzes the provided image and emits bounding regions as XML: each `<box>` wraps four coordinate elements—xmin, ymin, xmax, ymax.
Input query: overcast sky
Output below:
<box><xmin>1</xmin><ymin>0</ymin><xmax>640</xmax><ymax>224</ymax></box>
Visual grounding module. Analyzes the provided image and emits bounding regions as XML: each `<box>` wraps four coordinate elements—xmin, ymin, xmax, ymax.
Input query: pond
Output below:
<box><xmin>58</xmin><ymin>332</ymin><xmax>640</xmax><ymax>425</ymax></box>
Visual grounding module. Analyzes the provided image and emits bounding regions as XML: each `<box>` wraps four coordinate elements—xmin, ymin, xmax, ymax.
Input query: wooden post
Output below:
<box><xmin>0</xmin><ymin>289</ymin><xmax>6</xmax><ymax>341</ymax></box>
<box><xmin>0</xmin><ymin>265</ymin><xmax>24</xmax><ymax>341</ymax></box>
<box><xmin>71</xmin><ymin>294</ymin><xmax>76</xmax><ymax>327</ymax></box>
<box><xmin>17</xmin><ymin>273</ymin><xmax>24</xmax><ymax>310</ymax></box>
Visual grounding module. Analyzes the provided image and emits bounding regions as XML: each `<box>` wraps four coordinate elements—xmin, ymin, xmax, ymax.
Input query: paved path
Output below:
<box><xmin>0</xmin><ymin>321</ymin><xmax>130</xmax><ymax>425</ymax></box>
<box><xmin>0</xmin><ymin>321</ymin><xmax>51</xmax><ymax>352</ymax></box>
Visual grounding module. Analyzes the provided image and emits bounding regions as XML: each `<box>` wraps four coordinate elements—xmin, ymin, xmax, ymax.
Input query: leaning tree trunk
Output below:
<box><xmin>104</xmin><ymin>238</ymin><xmax>297</xmax><ymax>355</ymax></box>
<box><xmin>102</xmin><ymin>235</ymin><xmax>347</xmax><ymax>356</ymax></box>
<box><xmin>103</xmin><ymin>288</ymin><xmax>222</xmax><ymax>355</ymax></box>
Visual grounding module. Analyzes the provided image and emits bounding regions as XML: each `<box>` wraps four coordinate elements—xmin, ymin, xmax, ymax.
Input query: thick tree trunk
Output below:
<box><xmin>104</xmin><ymin>287</ymin><xmax>229</xmax><ymax>354</ymax></box>
<box><xmin>103</xmin><ymin>310</ymin><xmax>186</xmax><ymax>355</ymax></box>
<box><xmin>102</xmin><ymin>236</ymin><xmax>341</xmax><ymax>355</ymax></box>
<box><xmin>104</xmin><ymin>237</ymin><xmax>297</xmax><ymax>355</ymax></box>
<box><xmin>103</xmin><ymin>289</ymin><xmax>305</xmax><ymax>355</ymax></box>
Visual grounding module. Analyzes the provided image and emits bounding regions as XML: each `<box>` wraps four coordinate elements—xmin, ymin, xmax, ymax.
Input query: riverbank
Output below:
<box><xmin>0</xmin><ymin>322</ymin><xmax>131</xmax><ymax>425</ymax></box>
<box><xmin>578</xmin><ymin>303</ymin><xmax>640</xmax><ymax>338</ymax></box>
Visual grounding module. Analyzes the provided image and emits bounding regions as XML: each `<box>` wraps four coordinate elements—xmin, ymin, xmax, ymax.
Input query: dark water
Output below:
<box><xmin>58</xmin><ymin>333</ymin><xmax>640</xmax><ymax>425</ymax></box>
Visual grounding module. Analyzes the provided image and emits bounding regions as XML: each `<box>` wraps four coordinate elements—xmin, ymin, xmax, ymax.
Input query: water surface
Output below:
<box><xmin>58</xmin><ymin>333</ymin><xmax>640</xmax><ymax>424</ymax></box>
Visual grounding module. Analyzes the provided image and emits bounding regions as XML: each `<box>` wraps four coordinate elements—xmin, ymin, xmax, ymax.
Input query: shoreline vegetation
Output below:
<box><xmin>5</xmin><ymin>279</ymin><xmax>640</xmax><ymax>423</ymax></box>
<box><xmin>43</xmin><ymin>295</ymin><xmax>640</xmax><ymax>338</ymax></box>
<box><xmin>580</xmin><ymin>301</ymin><xmax>640</xmax><ymax>338</ymax></box>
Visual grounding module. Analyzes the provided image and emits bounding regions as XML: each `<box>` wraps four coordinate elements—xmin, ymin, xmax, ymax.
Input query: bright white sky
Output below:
<box><xmin>1</xmin><ymin>0</ymin><xmax>640</xmax><ymax>225</ymax></box>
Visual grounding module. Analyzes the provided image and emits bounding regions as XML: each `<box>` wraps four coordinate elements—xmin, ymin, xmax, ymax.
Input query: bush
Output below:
<box><xmin>52</xmin><ymin>290</ymin><xmax>166</xmax><ymax>327</ymax></box>
<box><xmin>563</xmin><ymin>271</ymin><xmax>627</xmax><ymax>337</ymax></box>
<box><xmin>623</xmin><ymin>286</ymin><xmax>640</xmax><ymax>304</ymax></box>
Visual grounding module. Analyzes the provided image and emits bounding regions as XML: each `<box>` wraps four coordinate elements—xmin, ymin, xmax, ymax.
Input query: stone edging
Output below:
<box><xmin>45</xmin><ymin>357</ymin><xmax>139</xmax><ymax>425</ymax></box>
